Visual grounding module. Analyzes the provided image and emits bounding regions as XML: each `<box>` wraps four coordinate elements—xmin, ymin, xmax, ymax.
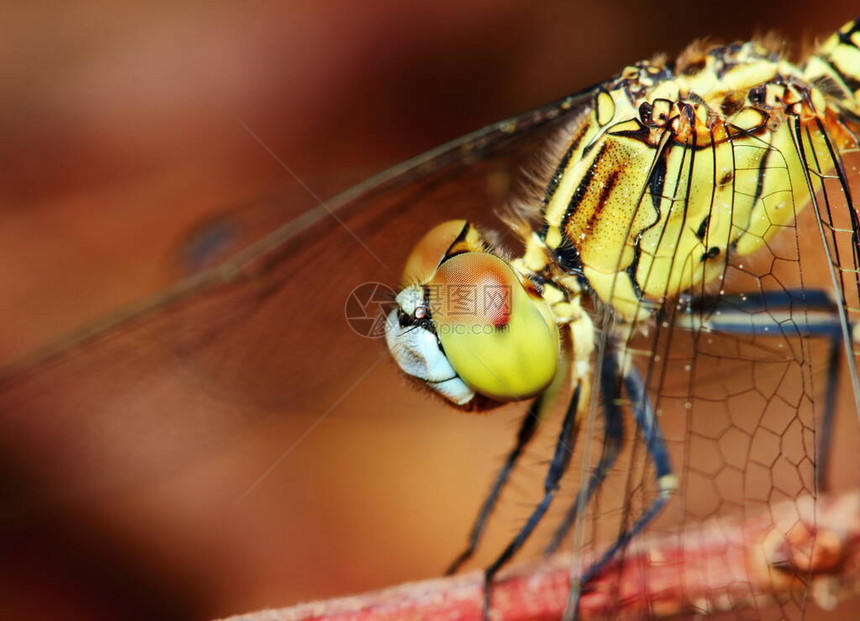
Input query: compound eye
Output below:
<box><xmin>428</xmin><ymin>253</ymin><xmax>559</xmax><ymax>401</ymax></box>
<box><xmin>401</xmin><ymin>220</ymin><xmax>484</xmax><ymax>286</ymax></box>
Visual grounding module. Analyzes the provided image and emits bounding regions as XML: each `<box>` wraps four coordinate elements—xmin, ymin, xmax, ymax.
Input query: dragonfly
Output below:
<box><xmin>1</xmin><ymin>16</ymin><xmax>859</xmax><ymax>621</ymax></box>
<box><xmin>383</xmin><ymin>17</ymin><xmax>860</xmax><ymax>619</ymax></box>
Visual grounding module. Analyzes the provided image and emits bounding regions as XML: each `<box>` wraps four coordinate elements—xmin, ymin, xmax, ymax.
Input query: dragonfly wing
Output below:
<box><xmin>792</xmin><ymin>115</ymin><xmax>860</xmax><ymax>415</ymax></box>
<box><xmin>566</xmin><ymin>116</ymin><xmax>860</xmax><ymax>617</ymax></box>
<box><xmin>0</xmin><ymin>91</ymin><xmax>592</xmax><ymax>500</ymax></box>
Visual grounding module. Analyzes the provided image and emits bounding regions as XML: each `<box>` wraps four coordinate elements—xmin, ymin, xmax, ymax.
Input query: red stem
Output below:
<box><xmin>222</xmin><ymin>491</ymin><xmax>860</xmax><ymax>621</ymax></box>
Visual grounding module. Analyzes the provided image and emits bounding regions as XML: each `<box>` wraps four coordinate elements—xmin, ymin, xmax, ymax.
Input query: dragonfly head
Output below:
<box><xmin>385</xmin><ymin>220</ymin><xmax>560</xmax><ymax>408</ymax></box>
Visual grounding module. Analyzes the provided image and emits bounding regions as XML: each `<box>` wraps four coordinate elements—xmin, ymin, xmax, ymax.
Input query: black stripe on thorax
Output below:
<box><xmin>730</xmin><ymin>134</ymin><xmax>773</xmax><ymax>250</ymax></box>
<box><xmin>540</xmin><ymin>119</ymin><xmax>591</xmax><ymax>212</ymax></box>
<box><xmin>821</xmin><ymin>56</ymin><xmax>860</xmax><ymax>96</ymax></box>
<box><xmin>553</xmin><ymin>141</ymin><xmax>609</xmax><ymax>272</ymax></box>
<box><xmin>648</xmin><ymin>144</ymin><xmax>669</xmax><ymax>214</ymax></box>
<box><xmin>584</xmin><ymin>169</ymin><xmax>622</xmax><ymax>234</ymax></box>
<box><xmin>838</xmin><ymin>19</ymin><xmax>860</xmax><ymax>47</ymax></box>
<box><xmin>559</xmin><ymin>142</ymin><xmax>609</xmax><ymax>235</ymax></box>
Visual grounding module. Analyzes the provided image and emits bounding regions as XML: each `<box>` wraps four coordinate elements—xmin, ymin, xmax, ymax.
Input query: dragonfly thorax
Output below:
<box><xmin>534</xmin><ymin>27</ymin><xmax>860</xmax><ymax>321</ymax></box>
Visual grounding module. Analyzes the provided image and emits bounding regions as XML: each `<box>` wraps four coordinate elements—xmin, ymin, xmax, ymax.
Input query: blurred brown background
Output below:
<box><xmin>0</xmin><ymin>2</ymin><xmax>858</xmax><ymax>620</ymax></box>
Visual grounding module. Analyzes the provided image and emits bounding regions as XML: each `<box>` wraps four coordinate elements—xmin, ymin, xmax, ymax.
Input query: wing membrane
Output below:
<box><xmin>0</xmin><ymin>92</ymin><xmax>592</xmax><ymax>499</ymax></box>
<box><xmin>563</xmin><ymin>116</ymin><xmax>860</xmax><ymax>617</ymax></box>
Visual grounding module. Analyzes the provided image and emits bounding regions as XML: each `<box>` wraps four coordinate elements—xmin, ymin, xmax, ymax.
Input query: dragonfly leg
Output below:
<box><xmin>562</xmin><ymin>287</ymin><xmax>845</xmax><ymax>619</ymax></box>
<box><xmin>445</xmin><ymin>395</ymin><xmax>543</xmax><ymax>575</ymax></box>
<box><xmin>563</xmin><ymin>349</ymin><xmax>675</xmax><ymax>621</ymax></box>
<box><xmin>482</xmin><ymin>383</ymin><xmax>582</xmax><ymax>621</ymax></box>
<box><xmin>543</xmin><ymin>351</ymin><xmax>625</xmax><ymax>556</ymax></box>
<box><xmin>688</xmin><ymin>287</ymin><xmax>844</xmax><ymax>489</ymax></box>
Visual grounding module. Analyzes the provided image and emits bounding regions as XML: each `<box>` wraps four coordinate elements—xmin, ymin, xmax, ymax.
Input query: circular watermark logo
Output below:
<box><xmin>344</xmin><ymin>282</ymin><xmax>397</xmax><ymax>338</ymax></box>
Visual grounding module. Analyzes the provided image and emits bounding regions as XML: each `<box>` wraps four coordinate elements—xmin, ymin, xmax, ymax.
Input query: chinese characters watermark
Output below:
<box><xmin>345</xmin><ymin>282</ymin><xmax>512</xmax><ymax>338</ymax></box>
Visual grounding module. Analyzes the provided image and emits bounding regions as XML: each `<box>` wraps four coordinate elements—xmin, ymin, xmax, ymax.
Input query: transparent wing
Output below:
<box><xmin>0</xmin><ymin>92</ymin><xmax>593</xmax><ymax>605</ymax></box>
<box><xmin>565</xmin><ymin>115</ymin><xmax>860</xmax><ymax>617</ymax></box>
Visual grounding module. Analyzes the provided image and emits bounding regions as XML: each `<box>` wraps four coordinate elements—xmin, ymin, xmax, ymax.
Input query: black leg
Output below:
<box><xmin>445</xmin><ymin>396</ymin><xmax>543</xmax><ymax>575</ymax></box>
<box><xmin>563</xmin><ymin>353</ymin><xmax>674</xmax><ymax>621</ymax></box>
<box><xmin>689</xmin><ymin>287</ymin><xmax>843</xmax><ymax>490</ymax></box>
<box><xmin>482</xmin><ymin>384</ymin><xmax>582</xmax><ymax>621</ymax></box>
<box><xmin>544</xmin><ymin>352</ymin><xmax>625</xmax><ymax>555</ymax></box>
<box><xmin>562</xmin><ymin>287</ymin><xmax>844</xmax><ymax>620</ymax></box>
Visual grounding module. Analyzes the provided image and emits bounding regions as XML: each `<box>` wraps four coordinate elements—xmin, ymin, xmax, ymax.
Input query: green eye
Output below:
<box><xmin>401</xmin><ymin>219</ymin><xmax>484</xmax><ymax>286</ymax></box>
<box><xmin>428</xmin><ymin>253</ymin><xmax>559</xmax><ymax>401</ymax></box>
